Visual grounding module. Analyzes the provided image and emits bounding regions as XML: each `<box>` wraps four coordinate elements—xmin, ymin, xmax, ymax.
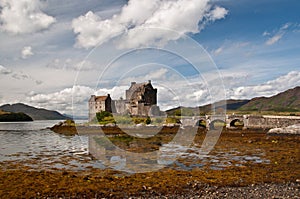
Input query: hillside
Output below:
<box><xmin>0</xmin><ymin>103</ymin><xmax>70</xmax><ymax>120</ymax></box>
<box><xmin>166</xmin><ymin>86</ymin><xmax>300</xmax><ymax>115</ymax></box>
<box><xmin>166</xmin><ymin>99</ymin><xmax>249</xmax><ymax>116</ymax></box>
<box><xmin>0</xmin><ymin>110</ymin><xmax>33</xmax><ymax>122</ymax></box>
<box><xmin>239</xmin><ymin>86</ymin><xmax>300</xmax><ymax>112</ymax></box>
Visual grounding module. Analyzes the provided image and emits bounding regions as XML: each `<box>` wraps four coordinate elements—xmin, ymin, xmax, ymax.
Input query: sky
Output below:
<box><xmin>0</xmin><ymin>0</ymin><xmax>299</xmax><ymax>117</ymax></box>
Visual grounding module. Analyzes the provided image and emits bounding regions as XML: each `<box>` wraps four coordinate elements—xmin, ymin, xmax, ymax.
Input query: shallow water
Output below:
<box><xmin>0</xmin><ymin>120</ymin><xmax>104</xmax><ymax>170</ymax></box>
<box><xmin>0</xmin><ymin>121</ymin><xmax>269</xmax><ymax>171</ymax></box>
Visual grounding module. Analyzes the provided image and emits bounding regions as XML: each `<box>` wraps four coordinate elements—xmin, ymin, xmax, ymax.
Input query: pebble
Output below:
<box><xmin>128</xmin><ymin>182</ymin><xmax>300</xmax><ymax>199</ymax></box>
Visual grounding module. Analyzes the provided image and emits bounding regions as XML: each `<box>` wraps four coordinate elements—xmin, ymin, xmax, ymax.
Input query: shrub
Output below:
<box><xmin>94</xmin><ymin>111</ymin><xmax>116</xmax><ymax>125</ymax></box>
<box><xmin>165</xmin><ymin>117</ymin><xmax>181</xmax><ymax>124</ymax></box>
<box><xmin>145</xmin><ymin>116</ymin><xmax>151</xmax><ymax>125</ymax></box>
<box><xmin>154</xmin><ymin>117</ymin><xmax>163</xmax><ymax>124</ymax></box>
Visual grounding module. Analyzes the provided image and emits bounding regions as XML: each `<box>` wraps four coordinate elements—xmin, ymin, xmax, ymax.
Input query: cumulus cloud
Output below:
<box><xmin>24</xmin><ymin>70</ymin><xmax>300</xmax><ymax>115</ymax></box>
<box><xmin>206</xmin><ymin>6</ymin><xmax>228</xmax><ymax>21</ymax></box>
<box><xmin>0</xmin><ymin>0</ymin><xmax>56</xmax><ymax>34</ymax></box>
<box><xmin>21</xmin><ymin>46</ymin><xmax>34</xmax><ymax>59</ymax></box>
<box><xmin>26</xmin><ymin>85</ymin><xmax>125</xmax><ymax>115</ymax></box>
<box><xmin>46</xmin><ymin>58</ymin><xmax>97</xmax><ymax>71</ymax></box>
<box><xmin>72</xmin><ymin>11</ymin><xmax>125</xmax><ymax>49</ymax></box>
<box><xmin>228</xmin><ymin>71</ymin><xmax>300</xmax><ymax>99</ymax></box>
<box><xmin>27</xmin><ymin>85</ymin><xmax>94</xmax><ymax>115</ymax></box>
<box><xmin>72</xmin><ymin>0</ymin><xmax>228</xmax><ymax>49</ymax></box>
<box><xmin>0</xmin><ymin>65</ymin><xmax>12</xmax><ymax>75</ymax></box>
<box><xmin>26</xmin><ymin>82</ymin><xmax>203</xmax><ymax>115</ymax></box>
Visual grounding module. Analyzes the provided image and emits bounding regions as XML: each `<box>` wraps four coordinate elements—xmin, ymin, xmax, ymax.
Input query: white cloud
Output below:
<box><xmin>266</xmin><ymin>34</ymin><xmax>283</xmax><ymax>46</ymax></box>
<box><xmin>228</xmin><ymin>71</ymin><xmax>300</xmax><ymax>99</ymax></box>
<box><xmin>0</xmin><ymin>64</ymin><xmax>42</xmax><ymax>84</ymax></box>
<box><xmin>0</xmin><ymin>0</ymin><xmax>56</xmax><ymax>34</ymax></box>
<box><xmin>262</xmin><ymin>31</ymin><xmax>270</xmax><ymax>36</ymax></box>
<box><xmin>0</xmin><ymin>65</ymin><xmax>12</xmax><ymax>75</ymax></box>
<box><xmin>206</xmin><ymin>6</ymin><xmax>228</xmax><ymax>21</ymax></box>
<box><xmin>119</xmin><ymin>68</ymin><xmax>169</xmax><ymax>85</ymax></box>
<box><xmin>27</xmin><ymin>85</ymin><xmax>94</xmax><ymax>115</ymax></box>
<box><xmin>264</xmin><ymin>23</ymin><xmax>294</xmax><ymax>46</ymax></box>
<box><xmin>21</xmin><ymin>46</ymin><xmax>34</xmax><ymax>59</ymax></box>
<box><xmin>72</xmin><ymin>0</ymin><xmax>228</xmax><ymax>49</ymax></box>
<box><xmin>27</xmin><ymin>85</ymin><xmax>127</xmax><ymax>115</ymax></box>
<box><xmin>213</xmin><ymin>47</ymin><xmax>223</xmax><ymax>55</ymax></box>
<box><xmin>280</xmin><ymin>23</ymin><xmax>291</xmax><ymax>30</ymax></box>
<box><xmin>72</xmin><ymin>11</ymin><xmax>125</xmax><ymax>49</ymax></box>
<box><xmin>24</xmin><ymin>70</ymin><xmax>300</xmax><ymax>115</ymax></box>
<box><xmin>46</xmin><ymin>58</ymin><xmax>96</xmax><ymax>71</ymax></box>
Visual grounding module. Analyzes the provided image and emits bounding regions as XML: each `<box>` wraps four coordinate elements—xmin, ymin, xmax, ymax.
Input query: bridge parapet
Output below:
<box><xmin>244</xmin><ymin>115</ymin><xmax>300</xmax><ymax>129</ymax></box>
<box><xmin>179</xmin><ymin>115</ymin><xmax>300</xmax><ymax>129</ymax></box>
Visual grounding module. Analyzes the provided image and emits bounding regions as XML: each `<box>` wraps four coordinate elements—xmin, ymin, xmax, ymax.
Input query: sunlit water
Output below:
<box><xmin>0</xmin><ymin>121</ymin><xmax>269</xmax><ymax>171</ymax></box>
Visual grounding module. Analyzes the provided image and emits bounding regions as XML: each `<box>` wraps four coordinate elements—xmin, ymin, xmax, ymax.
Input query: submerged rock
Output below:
<box><xmin>268</xmin><ymin>124</ymin><xmax>300</xmax><ymax>135</ymax></box>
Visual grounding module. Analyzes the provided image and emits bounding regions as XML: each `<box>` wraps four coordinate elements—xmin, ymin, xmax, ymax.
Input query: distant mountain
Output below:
<box><xmin>63</xmin><ymin>114</ymin><xmax>88</xmax><ymax>120</ymax></box>
<box><xmin>0</xmin><ymin>103</ymin><xmax>70</xmax><ymax>120</ymax></box>
<box><xmin>238</xmin><ymin>86</ymin><xmax>300</xmax><ymax>112</ymax></box>
<box><xmin>166</xmin><ymin>99</ymin><xmax>250</xmax><ymax>116</ymax></box>
<box><xmin>198</xmin><ymin>99</ymin><xmax>250</xmax><ymax>112</ymax></box>
<box><xmin>166</xmin><ymin>86</ymin><xmax>300</xmax><ymax>115</ymax></box>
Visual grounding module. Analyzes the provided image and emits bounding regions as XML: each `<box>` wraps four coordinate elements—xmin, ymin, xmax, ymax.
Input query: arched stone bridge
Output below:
<box><xmin>180</xmin><ymin>115</ymin><xmax>300</xmax><ymax>129</ymax></box>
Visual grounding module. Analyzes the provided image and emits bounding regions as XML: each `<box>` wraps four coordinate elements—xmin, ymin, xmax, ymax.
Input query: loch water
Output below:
<box><xmin>0</xmin><ymin>121</ymin><xmax>269</xmax><ymax>172</ymax></box>
<box><xmin>0</xmin><ymin>120</ymin><xmax>105</xmax><ymax>170</ymax></box>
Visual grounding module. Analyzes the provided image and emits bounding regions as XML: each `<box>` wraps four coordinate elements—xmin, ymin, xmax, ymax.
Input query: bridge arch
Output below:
<box><xmin>195</xmin><ymin>119</ymin><xmax>206</xmax><ymax>128</ymax></box>
<box><xmin>209</xmin><ymin>119</ymin><xmax>226</xmax><ymax>130</ymax></box>
<box><xmin>230</xmin><ymin>119</ymin><xmax>244</xmax><ymax>127</ymax></box>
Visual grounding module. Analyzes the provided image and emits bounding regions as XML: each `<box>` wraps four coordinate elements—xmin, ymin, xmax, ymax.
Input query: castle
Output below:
<box><xmin>88</xmin><ymin>80</ymin><xmax>161</xmax><ymax>122</ymax></box>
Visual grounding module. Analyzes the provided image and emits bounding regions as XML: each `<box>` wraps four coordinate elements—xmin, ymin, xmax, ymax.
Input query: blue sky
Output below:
<box><xmin>0</xmin><ymin>0</ymin><xmax>299</xmax><ymax>116</ymax></box>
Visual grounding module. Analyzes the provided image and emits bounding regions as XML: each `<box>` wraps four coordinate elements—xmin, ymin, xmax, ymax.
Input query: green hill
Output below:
<box><xmin>0</xmin><ymin>103</ymin><xmax>70</xmax><ymax>120</ymax></box>
<box><xmin>166</xmin><ymin>99</ymin><xmax>249</xmax><ymax>116</ymax></box>
<box><xmin>238</xmin><ymin>86</ymin><xmax>300</xmax><ymax>112</ymax></box>
<box><xmin>0</xmin><ymin>110</ymin><xmax>33</xmax><ymax>122</ymax></box>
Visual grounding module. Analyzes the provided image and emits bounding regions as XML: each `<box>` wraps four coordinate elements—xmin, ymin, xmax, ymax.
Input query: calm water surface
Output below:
<box><xmin>0</xmin><ymin>120</ymin><xmax>104</xmax><ymax>170</ymax></box>
<box><xmin>0</xmin><ymin>121</ymin><xmax>268</xmax><ymax>171</ymax></box>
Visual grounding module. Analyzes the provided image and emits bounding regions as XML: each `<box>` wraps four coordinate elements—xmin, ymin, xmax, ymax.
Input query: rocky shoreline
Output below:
<box><xmin>0</xmin><ymin>166</ymin><xmax>299</xmax><ymax>198</ymax></box>
<box><xmin>49</xmin><ymin>121</ymin><xmax>272</xmax><ymax>136</ymax></box>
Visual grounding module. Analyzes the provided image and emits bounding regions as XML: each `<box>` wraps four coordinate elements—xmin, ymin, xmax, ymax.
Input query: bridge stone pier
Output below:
<box><xmin>179</xmin><ymin>115</ymin><xmax>300</xmax><ymax>129</ymax></box>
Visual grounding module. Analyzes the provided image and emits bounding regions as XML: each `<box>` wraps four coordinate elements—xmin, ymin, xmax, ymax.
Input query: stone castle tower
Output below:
<box><xmin>125</xmin><ymin>80</ymin><xmax>158</xmax><ymax>116</ymax></box>
<box><xmin>88</xmin><ymin>94</ymin><xmax>112</xmax><ymax>122</ymax></box>
<box><xmin>88</xmin><ymin>80</ymin><xmax>160</xmax><ymax>121</ymax></box>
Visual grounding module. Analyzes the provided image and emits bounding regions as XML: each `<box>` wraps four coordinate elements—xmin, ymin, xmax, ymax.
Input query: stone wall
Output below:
<box><xmin>245</xmin><ymin>115</ymin><xmax>300</xmax><ymax>129</ymax></box>
<box><xmin>179</xmin><ymin>115</ymin><xmax>300</xmax><ymax>129</ymax></box>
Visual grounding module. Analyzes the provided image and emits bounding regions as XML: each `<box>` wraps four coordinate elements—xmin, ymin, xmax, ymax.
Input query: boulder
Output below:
<box><xmin>268</xmin><ymin>124</ymin><xmax>300</xmax><ymax>135</ymax></box>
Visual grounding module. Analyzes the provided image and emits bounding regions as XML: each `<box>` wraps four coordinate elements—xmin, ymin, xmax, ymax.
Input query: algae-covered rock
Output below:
<box><xmin>50</xmin><ymin>120</ymin><xmax>77</xmax><ymax>136</ymax></box>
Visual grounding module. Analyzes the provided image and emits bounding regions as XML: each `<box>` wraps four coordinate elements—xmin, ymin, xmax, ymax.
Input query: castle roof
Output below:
<box><xmin>89</xmin><ymin>94</ymin><xmax>110</xmax><ymax>102</ymax></box>
<box><xmin>95</xmin><ymin>96</ymin><xmax>108</xmax><ymax>101</ymax></box>
<box><xmin>128</xmin><ymin>80</ymin><xmax>153</xmax><ymax>92</ymax></box>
